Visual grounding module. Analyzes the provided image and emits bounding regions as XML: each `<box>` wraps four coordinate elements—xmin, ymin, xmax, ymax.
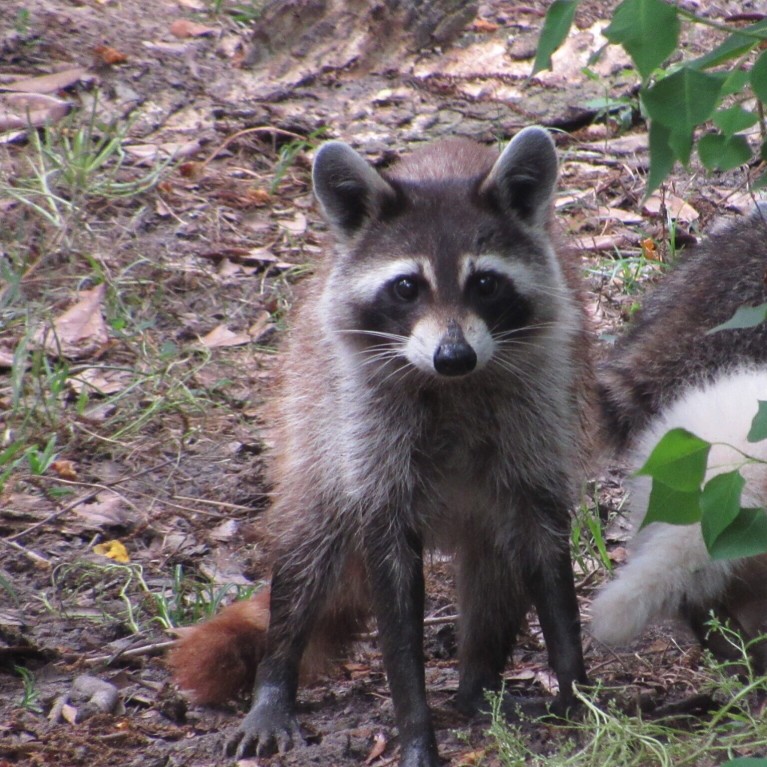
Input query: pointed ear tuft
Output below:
<box><xmin>312</xmin><ymin>142</ymin><xmax>397</xmax><ymax>238</ymax></box>
<box><xmin>481</xmin><ymin>127</ymin><xmax>558</xmax><ymax>228</ymax></box>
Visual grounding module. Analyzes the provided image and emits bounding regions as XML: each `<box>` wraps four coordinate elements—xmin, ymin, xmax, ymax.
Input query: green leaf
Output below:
<box><xmin>636</xmin><ymin>428</ymin><xmax>710</xmax><ymax>491</ymax></box>
<box><xmin>708</xmin><ymin>507</ymin><xmax>767</xmax><ymax>560</ymax></box>
<box><xmin>698</xmin><ymin>133</ymin><xmax>752</xmax><ymax>171</ymax></box>
<box><xmin>604</xmin><ymin>0</ymin><xmax>679</xmax><ymax>80</ymax></box>
<box><xmin>751</xmin><ymin>49</ymin><xmax>767</xmax><ymax>103</ymax></box>
<box><xmin>533</xmin><ymin>0</ymin><xmax>580</xmax><ymax>74</ymax></box>
<box><xmin>689</xmin><ymin>20</ymin><xmax>767</xmax><ymax>71</ymax></box>
<box><xmin>642</xmin><ymin>67</ymin><xmax>723</xmax><ymax>131</ymax></box>
<box><xmin>721</xmin><ymin>69</ymin><xmax>751</xmax><ymax>97</ymax></box>
<box><xmin>642</xmin><ymin>479</ymin><xmax>702</xmax><ymax>528</ymax></box>
<box><xmin>707</xmin><ymin>302</ymin><xmax>767</xmax><ymax>333</ymax></box>
<box><xmin>646</xmin><ymin>120</ymin><xmax>675</xmax><ymax>194</ymax></box>
<box><xmin>748</xmin><ymin>401</ymin><xmax>767</xmax><ymax>443</ymax></box>
<box><xmin>712</xmin><ymin>105</ymin><xmax>759</xmax><ymax>136</ymax></box>
<box><xmin>722</xmin><ymin>759</ymin><xmax>767</xmax><ymax>767</ymax></box>
<box><xmin>668</xmin><ymin>126</ymin><xmax>693</xmax><ymax>166</ymax></box>
<box><xmin>700</xmin><ymin>470</ymin><xmax>746</xmax><ymax>551</ymax></box>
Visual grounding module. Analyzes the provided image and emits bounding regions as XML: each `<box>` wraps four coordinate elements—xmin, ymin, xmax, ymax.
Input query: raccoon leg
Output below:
<box><xmin>454</xmin><ymin>534</ymin><xmax>528</xmax><ymax>714</ymax></box>
<box><xmin>525</xmin><ymin>532</ymin><xmax>588</xmax><ymax>713</ymax></box>
<box><xmin>226</xmin><ymin>512</ymin><xmax>350</xmax><ymax>759</ymax></box>
<box><xmin>364</xmin><ymin>526</ymin><xmax>440</xmax><ymax>767</ymax></box>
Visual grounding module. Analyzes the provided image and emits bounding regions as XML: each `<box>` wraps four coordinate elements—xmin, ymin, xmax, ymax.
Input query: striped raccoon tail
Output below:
<box><xmin>589</xmin><ymin>525</ymin><xmax>734</xmax><ymax>646</ymax></box>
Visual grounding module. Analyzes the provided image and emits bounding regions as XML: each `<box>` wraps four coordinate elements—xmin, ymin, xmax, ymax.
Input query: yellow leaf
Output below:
<box><xmin>93</xmin><ymin>539</ymin><xmax>130</xmax><ymax>563</ymax></box>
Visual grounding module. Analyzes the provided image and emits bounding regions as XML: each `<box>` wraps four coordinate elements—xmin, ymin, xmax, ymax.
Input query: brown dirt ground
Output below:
<box><xmin>0</xmin><ymin>1</ymin><xmax>764</xmax><ymax>766</ymax></box>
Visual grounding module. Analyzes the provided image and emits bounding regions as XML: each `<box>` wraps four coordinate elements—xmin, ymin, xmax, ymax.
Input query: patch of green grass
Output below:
<box><xmin>206</xmin><ymin>0</ymin><xmax>264</xmax><ymax>25</ymax></box>
<box><xmin>589</xmin><ymin>252</ymin><xmax>661</xmax><ymax>296</ymax></box>
<box><xmin>571</xmin><ymin>486</ymin><xmax>612</xmax><ymax>578</ymax></box>
<box><xmin>14</xmin><ymin>665</ymin><xmax>43</xmax><ymax>713</ymax></box>
<box><xmin>270</xmin><ymin>128</ymin><xmax>328</xmax><ymax>193</ymax></box>
<box><xmin>488</xmin><ymin>633</ymin><xmax>767</xmax><ymax>767</ymax></box>
<box><xmin>0</xmin><ymin>94</ymin><xmax>172</xmax><ymax>250</ymax></box>
<box><xmin>43</xmin><ymin>560</ymin><xmax>258</xmax><ymax>634</ymax></box>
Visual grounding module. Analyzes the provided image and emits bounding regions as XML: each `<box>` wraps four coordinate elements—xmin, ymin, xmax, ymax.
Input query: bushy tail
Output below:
<box><xmin>168</xmin><ymin>573</ymin><xmax>369</xmax><ymax>705</ymax></box>
<box><xmin>589</xmin><ymin>525</ymin><xmax>732</xmax><ymax>645</ymax></box>
<box><xmin>592</xmin><ymin>365</ymin><xmax>767</xmax><ymax>647</ymax></box>
<box><xmin>168</xmin><ymin>588</ymin><xmax>272</xmax><ymax>705</ymax></box>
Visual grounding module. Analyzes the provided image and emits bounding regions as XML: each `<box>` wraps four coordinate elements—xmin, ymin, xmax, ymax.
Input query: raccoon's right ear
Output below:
<box><xmin>312</xmin><ymin>142</ymin><xmax>397</xmax><ymax>238</ymax></box>
<box><xmin>480</xmin><ymin>126</ymin><xmax>558</xmax><ymax>229</ymax></box>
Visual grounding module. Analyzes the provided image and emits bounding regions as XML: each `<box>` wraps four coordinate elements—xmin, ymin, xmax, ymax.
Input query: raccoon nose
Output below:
<box><xmin>433</xmin><ymin>324</ymin><xmax>477</xmax><ymax>376</ymax></box>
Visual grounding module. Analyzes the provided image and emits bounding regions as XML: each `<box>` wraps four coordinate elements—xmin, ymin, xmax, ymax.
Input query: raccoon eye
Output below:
<box><xmin>392</xmin><ymin>276</ymin><xmax>419</xmax><ymax>301</ymax></box>
<box><xmin>475</xmin><ymin>272</ymin><xmax>499</xmax><ymax>299</ymax></box>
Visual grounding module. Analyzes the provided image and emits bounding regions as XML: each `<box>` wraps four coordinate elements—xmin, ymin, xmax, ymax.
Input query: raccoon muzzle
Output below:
<box><xmin>433</xmin><ymin>321</ymin><xmax>477</xmax><ymax>376</ymax></box>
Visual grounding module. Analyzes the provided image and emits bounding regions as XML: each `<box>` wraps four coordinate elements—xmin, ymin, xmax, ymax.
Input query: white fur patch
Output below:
<box><xmin>347</xmin><ymin>257</ymin><xmax>436</xmax><ymax>303</ymax></box>
<box><xmin>403</xmin><ymin>315</ymin><xmax>493</xmax><ymax>375</ymax></box>
<box><xmin>590</xmin><ymin>365</ymin><xmax>767</xmax><ymax>646</ymax></box>
<box><xmin>458</xmin><ymin>253</ymin><xmax>538</xmax><ymax>297</ymax></box>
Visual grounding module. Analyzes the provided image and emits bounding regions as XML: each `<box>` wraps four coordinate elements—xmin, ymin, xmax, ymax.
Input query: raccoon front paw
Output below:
<box><xmin>399</xmin><ymin>734</ymin><xmax>441</xmax><ymax>767</ymax></box>
<box><xmin>224</xmin><ymin>697</ymin><xmax>304</xmax><ymax>758</ymax></box>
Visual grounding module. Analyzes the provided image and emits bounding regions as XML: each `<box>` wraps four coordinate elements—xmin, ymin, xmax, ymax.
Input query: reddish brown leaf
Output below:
<box><xmin>94</xmin><ymin>45</ymin><xmax>128</xmax><ymax>65</ymax></box>
<box><xmin>51</xmin><ymin>460</ymin><xmax>77</xmax><ymax>481</ymax></box>
<box><xmin>471</xmin><ymin>18</ymin><xmax>500</xmax><ymax>32</ymax></box>
<box><xmin>170</xmin><ymin>19</ymin><xmax>216</xmax><ymax>38</ymax></box>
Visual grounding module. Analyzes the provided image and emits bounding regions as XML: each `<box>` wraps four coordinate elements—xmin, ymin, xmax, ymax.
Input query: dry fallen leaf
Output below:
<box><xmin>68</xmin><ymin>367</ymin><xmax>132</xmax><ymax>396</ymax></box>
<box><xmin>170</xmin><ymin>18</ymin><xmax>216</xmax><ymax>37</ymax></box>
<box><xmin>0</xmin><ymin>93</ymin><xmax>73</xmax><ymax>132</ymax></box>
<box><xmin>248</xmin><ymin>310</ymin><xmax>274</xmax><ymax>341</ymax></box>
<box><xmin>51</xmin><ymin>460</ymin><xmax>77</xmax><ymax>481</ymax></box>
<box><xmin>278</xmin><ymin>212</ymin><xmax>307</xmax><ymax>235</ymax></box>
<box><xmin>643</xmin><ymin>192</ymin><xmax>699</xmax><ymax>223</ymax></box>
<box><xmin>60</xmin><ymin>703</ymin><xmax>79</xmax><ymax>725</ymax></box>
<box><xmin>1</xmin><ymin>67</ymin><xmax>88</xmax><ymax>94</ymax></box>
<box><xmin>72</xmin><ymin>491</ymin><xmax>128</xmax><ymax>529</ymax></box>
<box><xmin>641</xmin><ymin>237</ymin><xmax>659</xmax><ymax>261</ymax></box>
<box><xmin>94</xmin><ymin>44</ymin><xmax>128</xmax><ymax>65</ymax></box>
<box><xmin>198</xmin><ymin>324</ymin><xmax>251</xmax><ymax>348</ymax></box>
<box><xmin>457</xmin><ymin>749</ymin><xmax>487</xmax><ymax>766</ymax></box>
<box><xmin>34</xmin><ymin>284</ymin><xmax>108</xmax><ymax>360</ymax></box>
<box><xmin>471</xmin><ymin>18</ymin><xmax>500</xmax><ymax>32</ymax></box>
<box><xmin>365</xmin><ymin>732</ymin><xmax>387</xmax><ymax>764</ymax></box>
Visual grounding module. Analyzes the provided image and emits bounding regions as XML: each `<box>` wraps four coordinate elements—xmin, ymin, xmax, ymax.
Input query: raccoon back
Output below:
<box><xmin>599</xmin><ymin>215</ymin><xmax>767</xmax><ymax>452</ymax></box>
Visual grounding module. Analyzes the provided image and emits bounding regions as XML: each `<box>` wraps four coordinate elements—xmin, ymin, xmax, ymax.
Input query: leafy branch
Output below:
<box><xmin>535</xmin><ymin>0</ymin><xmax>767</xmax><ymax>193</ymax></box>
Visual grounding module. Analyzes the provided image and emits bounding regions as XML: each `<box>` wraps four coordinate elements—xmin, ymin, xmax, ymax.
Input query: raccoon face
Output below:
<box><xmin>313</xmin><ymin>128</ymin><xmax>562</xmax><ymax>382</ymax></box>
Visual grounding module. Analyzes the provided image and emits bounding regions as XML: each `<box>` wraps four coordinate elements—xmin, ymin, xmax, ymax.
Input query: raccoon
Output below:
<box><xmin>592</xmin><ymin>213</ymin><xmax>767</xmax><ymax>669</ymax></box>
<box><xmin>598</xmin><ymin>211</ymin><xmax>767</xmax><ymax>453</ymax></box>
<box><xmin>170</xmin><ymin>127</ymin><xmax>594</xmax><ymax>767</ymax></box>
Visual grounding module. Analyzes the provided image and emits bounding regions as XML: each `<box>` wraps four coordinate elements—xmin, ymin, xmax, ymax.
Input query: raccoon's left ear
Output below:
<box><xmin>480</xmin><ymin>126</ymin><xmax>558</xmax><ymax>229</ymax></box>
<box><xmin>312</xmin><ymin>141</ymin><xmax>397</xmax><ymax>239</ymax></box>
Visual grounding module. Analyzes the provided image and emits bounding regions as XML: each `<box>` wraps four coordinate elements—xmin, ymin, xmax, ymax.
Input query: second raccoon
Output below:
<box><xmin>592</xmin><ymin>212</ymin><xmax>767</xmax><ymax>669</ymax></box>
<box><xmin>170</xmin><ymin>127</ymin><xmax>594</xmax><ymax>767</ymax></box>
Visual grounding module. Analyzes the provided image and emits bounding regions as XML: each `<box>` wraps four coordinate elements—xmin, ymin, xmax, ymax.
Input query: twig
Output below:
<box><xmin>0</xmin><ymin>536</ymin><xmax>51</xmax><ymax>567</ymax></box>
<box><xmin>171</xmin><ymin>495</ymin><xmax>255</xmax><ymax>512</ymax></box>
<box><xmin>6</xmin><ymin>458</ymin><xmax>176</xmax><ymax>542</ymax></box>
<box><xmin>84</xmin><ymin>639</ymin><xmax>177</xmax><ymax>666</ymax></box>
<box><xmin>357</xmin><ymin>614</ymin><xmax>458</xmax><ymax>642</ymax></box>
<box><xmin>199</xmin><ymin>125</ymin><xmax>308</xmax><ymax>174</ymax></box>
